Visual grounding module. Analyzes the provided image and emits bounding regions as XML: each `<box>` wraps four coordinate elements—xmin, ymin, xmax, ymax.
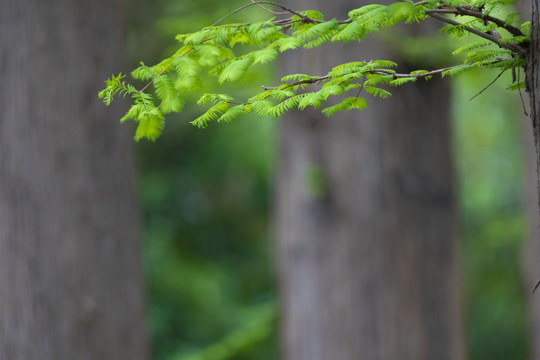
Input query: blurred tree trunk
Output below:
<box><xmin>276</xmin><ymin>1</ymin><xmax>465</xmax><ymax>359</ymax></box>
<box><xmin>0</xmin><ymin>1</ymin><xmax>150</xmax><ymax>360</ymax></box>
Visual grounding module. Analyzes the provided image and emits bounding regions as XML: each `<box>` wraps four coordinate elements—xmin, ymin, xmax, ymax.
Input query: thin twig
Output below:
<box><xmin>251</xmin><ymin>0</ymin><xmax>290</xmax><ymax>15</ymax></box>
<box><xmin>518</xmin><ymin>68</ymin><xmax>529</xmax><ymax>116</ymax></box>
<box><xmin>469</xmin><ymin>68</ymin><xmax>506</xmax><ymax>101</ymax></box>
<box><xmin>262</xmin><ymin>75</ymin><xmax>331</xmax><ymax>90</ymax></box>
<box><xmin>212</xmin><ymin>3</ymin><xmax>260</xmax><ymax>26</ymax></box>
<box><xmin>371</xmin><ymin>63</ymin><xmax>476</xmax><ymax>78</ymax></box>
<box><xmin>252</xmin><ymin>1</ymin><xmax>322</xmax><ymax>22</ymax></box>
<box><xmin>354</xmin><ymin>79</ymin><xmax>365</xmax><ymax>100</ymax></box>
<box><xmin>533</xmin><ymin>280</ymin><xmax>540</xmax><ymax>294</ymax></box>
<box><xmin>213</xmin><ymin>1</ymin><xmax>322</xmax><ymax>27</ymax></box>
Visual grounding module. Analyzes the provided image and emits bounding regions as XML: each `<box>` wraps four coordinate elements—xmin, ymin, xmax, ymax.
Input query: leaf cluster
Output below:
<box><xmin>100</xmin><ymin>0</ymin><xmax>530</xmax><ymax>140</ymax></box>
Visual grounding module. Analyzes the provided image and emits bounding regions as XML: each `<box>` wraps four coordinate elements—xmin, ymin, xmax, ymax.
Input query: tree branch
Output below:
<box><xmin>428</xmin><ymin>5</ymin><xmax>524</xmax><ymax>37</ymax></box>
<box><xmin>212</xmin><ymin>3</ymin><xmax>260</xmax><ymax>26</ymax></box>
<box><xmin>251</xmin><ymin>1</ymin><xmax>322</xmax><ymax>22</ymax></box>
<box><xmin>427</xmin><ymin>12</ymin><xmax>527</xmax><ymax>57</ymax></box>
<box><xmin>262</xmin><ymin>75</ymin><xmax>331</xmax><ymax>90</ymax></box>
<box><xmin>212</xmin><ymin>1</ymin><xmax>321</xmax><ymax>26</ymax></box>
<box><xmin>369</xmin><ymin>63</ymin><xmax>475</xmax><ymax>78</ymax></box>
<box><xmin>261</xmin><ymin>63</ymin><xmax>480</xmax><ymax>91</ymax></box>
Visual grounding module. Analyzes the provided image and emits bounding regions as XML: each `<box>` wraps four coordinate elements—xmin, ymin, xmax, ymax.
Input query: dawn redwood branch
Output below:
<box><xmin>212</xmin><ymin>3</ymin><xmax>259</xmax><ymax>26</ymax></box>
<box><xmin>426</xmin><ymin>6</ymin><xmax>524</xmax><ymax>37</ymax></box>
<box><xmin>261</xmin><ymin>63</ymin><xmax>481</xmax><ymax>91</ymax></box>
<box><xmin>261</xmin><ymin>75</ymin><xmax>332</xmax><ymax>90</ymax></box>
<box><xmin>212</xmin><ymin>1</ymin><xmax>322</xmax><ymax>26</ymax></box>
<box><xmin>252</xmin><ymin>1</ymin><xmax>322</xmax><ymax>22</ymax></box>
<box><xmin>427</xmin><ymin>12</ymin><xmax>502</xmax><ymax>42</ymax></box>
<box><xmin>427</xmin><ymin>12</ymin><xmax>527</xmax><ymax>56</ymax></box>
<box><xmin>139</xmin><ymin>2</ymin><xmax>527</xmax><ymax>98</ymax></box>
<box><xmin>369</xmin><ymin>63</ymin><xmax>476</xmax><ymax>78</ymax></box>
<box><xmin>455</xmin><ymin>5</ymin><xmax>524</xmax><ymax>37</ymax></box>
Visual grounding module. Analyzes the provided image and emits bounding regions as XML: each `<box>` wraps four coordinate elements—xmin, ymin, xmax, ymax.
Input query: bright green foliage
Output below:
<box><xmin>98</xmin><ymin>73</ymin><xmax>136</xmax><ymax>105</ymax></box>
<box><xmin>442</xmin><ymin>64</ymin><xmax>477</xmax><ymax>77</ymax></box>
<box><xmin>154</xmin><ymin>75</ymin><xmax>183</xmax><ymax>114</ymax></box>
<box><xmin>219</xmin><ymin>58</ymin><xmax>253</xmax><ymax>83</ymax></box>
<box><xmin>507</xmin><ymin>81</ymin><xmax>526</xmax><ymax>90</ymax></box>
<box><xmin>132</xmin><ymin>62</ymin><xmax>156</xmax><ymax>80</ymax></box>
<box><xmin>100</xmin><ymin>0</ymin><xmax>530</xmax><ymax>140</ymax></box>
<box><xmin>249</xmin><ymin>100</ymin><xmax>276</xmax><ymax>117</ymax></box>
<box><xmin>136</xmin><ymin>109</ymin><xmax>165</xmax><ymax>141</ymax></box>
<box><xmin>322</xmin><ymin>97</ymin><xmax>367</xmax><ymax>116</ymax></box>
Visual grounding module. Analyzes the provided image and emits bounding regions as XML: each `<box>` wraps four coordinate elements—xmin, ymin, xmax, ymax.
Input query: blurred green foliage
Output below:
<box><xmin>453</xmin><ymin>68</ymin><xmax>528</xmax><ymax>360</ymax></box>
<box><xmin>127</xmin><ymin>1</ymin><xmax>278</xmax><ymax>359</ymax></box>
<box><xmin>389</xmin><ymin>19</ymin><xmax>530</xmax><ymax>360</ymax></box>
<box><xmin>137</xmin><ymin>116</ymin><xmax>277</xmax><ymax>360</ymax></box>
<box><xmin>127</xmin><ymin>1</ymin><xmax>531</xmax><ymax>360</ymax></box>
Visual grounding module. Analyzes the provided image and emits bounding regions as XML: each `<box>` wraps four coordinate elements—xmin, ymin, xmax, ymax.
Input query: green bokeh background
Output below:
<box><xmin>454</xmin><ymin>70</ymin><xmax>529</xmax><ymax>360</ymax></box>
<box><xmin>126</xmin><ymin>1</ymin><xmax>532</xmax><ymax>359</ymax></box>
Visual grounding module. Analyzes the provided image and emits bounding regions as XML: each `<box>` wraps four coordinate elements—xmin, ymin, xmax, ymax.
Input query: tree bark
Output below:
<box><xmin>276</xmin><ymin>1</ymin><xmax>465</xmax><ymax>359</ymax></box>
<box><xmin>528</xmin><ymin>0</ymin><xmax>540</xmax><ymax>146</ymax></box>
<box><xmin>0</xmin><ymin>1</ymin><xmax>150</xmax><ymax>360</ymax></box>
<box><xmin>522</xmin><ymin>108</ymin><xmax>540</xmax><ymax>360</ymax></box>
<box><xmin>525</xmin><ymin>0</ymin><xmax>540</xmax><ymax>358</ymax></box>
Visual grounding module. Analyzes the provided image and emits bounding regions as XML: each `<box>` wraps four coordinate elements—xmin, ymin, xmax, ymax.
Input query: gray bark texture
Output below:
<box><xmin>529</xmin><ymin>0</ymin><xmax>540</xmax><ymax>147</ymax></box>
<box><xmin>526</xmin><ymin>0</ymin><xmax>540</xmax><ymax>357</ymax></box>
<box><xmin>523</xmin><ymin>110</ymin><xmax>540</xmax><ymax>360</ymax></box>
<box><xmin>276</xmin><ymin>1</ymin><xmax>465</xmax><ymax>359</ymax></box>
<box><xmin>0</xmin><ymin>1</ymin><xmax>150</xmax><ymax>360</ymax></box>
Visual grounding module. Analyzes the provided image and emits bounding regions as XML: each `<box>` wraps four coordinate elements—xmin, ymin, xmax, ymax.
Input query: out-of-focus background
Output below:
<box><xmin>1</xmin><ymin>0</ymin><xmax>537</xmax><ymax>359</ymax></box>
<box><xmin>130</xmin><ymin>1</ymin><xmax>531</xmax><ymax>360</ymax></box>
<box><xmin>128</xmin><ymin>2</ymin><xmax>278</xmax><ymax>359</ymax></box>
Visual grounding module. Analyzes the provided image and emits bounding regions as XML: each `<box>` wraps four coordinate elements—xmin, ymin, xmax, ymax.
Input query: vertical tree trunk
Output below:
<box><xmin>525</xmin><ymin>0</ymin><xmax>540</xmax><ymax>358</ymax></box>
<box><xmin>522</xmin><ymin>112</ymin><xmax>540</xmax><ymax>359</ymax></box>
<box><xmin>528</xmin><ymin>0</ymin><xmax>540</xmax><ymax>147</ymax></box>
<box><xmin>276</xmin><ymin>1</ymin><xmax>465</xmax><ymax>359</ymax></box>
<box><xmin>0</xmin><ymin>1</ymin><xmax>150</xmax><ymax>360</ymax></box>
